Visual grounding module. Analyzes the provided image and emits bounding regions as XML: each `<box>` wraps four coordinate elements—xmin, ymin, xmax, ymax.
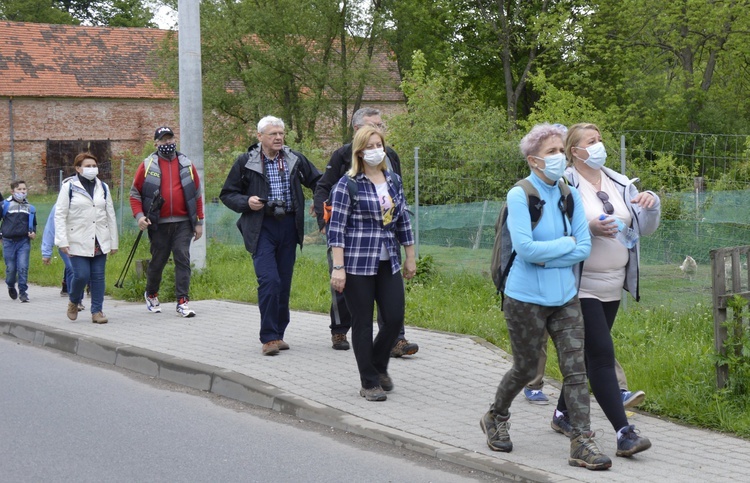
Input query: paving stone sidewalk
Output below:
<box><xmin>2</xmin><ymin>283</ymin><xmax>749</xmax><ymax>482</ymax></box>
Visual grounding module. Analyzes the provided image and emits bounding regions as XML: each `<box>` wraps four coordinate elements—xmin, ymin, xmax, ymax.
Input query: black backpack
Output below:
<box><xmin>490</xmin><ymin>179</ymin><xmax>574</xmax><ymax>307</ymax></box>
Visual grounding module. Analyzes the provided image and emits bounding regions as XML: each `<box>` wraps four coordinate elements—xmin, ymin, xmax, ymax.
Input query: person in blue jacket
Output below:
<box><xmin>41</xmin><ymin>204</ymin><xmax>84</xmax><ymax>311</ymax></box>
<box><xmin>480</xmin><ymin>123</ymin><xmax>612</xmax><ymax>471</ymax></box>
<box><xmin>1</xmin><ymin>180</ymin><xmax>37</xmax><ymax>302</ymax></box>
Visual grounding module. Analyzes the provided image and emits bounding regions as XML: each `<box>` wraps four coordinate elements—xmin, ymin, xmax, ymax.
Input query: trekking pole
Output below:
<box><xmin>114</xmin><ymin>190</ymin><xmax>161</xmax><ymax>288</ymax></box>
<box><xmin>114</xmin><ymin>229</ymin><xmax>143</xmax><ymax>288</ymax></box>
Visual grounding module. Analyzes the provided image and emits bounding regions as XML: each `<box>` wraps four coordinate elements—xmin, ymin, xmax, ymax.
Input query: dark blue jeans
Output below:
<box><xmin>253</xmin><ymin>215</ymin><xmax>297</xmax><ymax>343</ymax></box>
<box><xmin>3</xmin><ymin>237</ymin><xmax>31</xmax><ymax>294</ymax></box>
<box><xmin>69</xmin><ymin>253</ymin><xmax>107</xmax><ymax>314</ymax></box>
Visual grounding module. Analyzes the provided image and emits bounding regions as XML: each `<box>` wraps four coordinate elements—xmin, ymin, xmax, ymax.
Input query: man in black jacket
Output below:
<box><xmin>313</xmin><ymin>107</ymin><xmax>419</xmax><ymax>357</ymax></box>
<box><xmin>221</xmin><ymin>116</ymin><xmax>321</xmax><ymax>356</ymax></box>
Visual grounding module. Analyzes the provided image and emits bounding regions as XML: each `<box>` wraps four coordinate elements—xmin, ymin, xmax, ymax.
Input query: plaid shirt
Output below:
<box><xmin>262</xmin><ymin>151</ymin><xmax>294</xmax><ymax>212</ymax></box>
<box><xmin>327</xmin><ymin>171</ymin><xmax>414</xmax><ymax>276</ymax></box>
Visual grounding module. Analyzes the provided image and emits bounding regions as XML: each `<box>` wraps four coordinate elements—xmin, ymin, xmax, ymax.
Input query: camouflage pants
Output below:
<box><xmin>492</xmin><ymin>296</ymin><xmax>590</xmax><ymax>434</ymax></box>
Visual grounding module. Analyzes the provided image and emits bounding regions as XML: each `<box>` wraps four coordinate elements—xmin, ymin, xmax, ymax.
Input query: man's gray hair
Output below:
<box><xmin>351</xmin><ymin>107</ymin><xmax>381</xmax><ymax>129</ymax></box>
<box><xmin>257</xmin><ymin>116</ymin><xmax>285</xmax><ymax>133</ymax></box>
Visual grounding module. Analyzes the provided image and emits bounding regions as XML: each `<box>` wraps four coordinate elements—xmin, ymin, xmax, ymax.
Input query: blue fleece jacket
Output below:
<box><xmin>503</xmin><ymin>172</ymin><xmax>591</xmax><ymax>307</ymax></box>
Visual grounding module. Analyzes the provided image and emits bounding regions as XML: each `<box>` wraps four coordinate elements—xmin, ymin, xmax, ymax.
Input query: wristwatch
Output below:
<box><xmin>332</xmin><ymin>265</ymin><xmax>345</xmax><ymax>270</ymax></box>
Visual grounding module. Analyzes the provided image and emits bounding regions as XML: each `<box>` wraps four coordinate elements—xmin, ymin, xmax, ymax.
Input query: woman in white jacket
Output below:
<box><xmin>55</xmin><ymin>152</ymin><xmax>118</xmax><ymax>323</ymax></box>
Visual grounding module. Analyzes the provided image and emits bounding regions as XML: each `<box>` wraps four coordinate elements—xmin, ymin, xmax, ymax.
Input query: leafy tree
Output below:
<box><xmin>0</xmin><ymin>0</ymin><xmax>156</xmax><ymax>27</ymax></box>
<box><xmin>0</xmin><ymin>0</ymin><xmax>79</xmax><ymax>23</ymax></box>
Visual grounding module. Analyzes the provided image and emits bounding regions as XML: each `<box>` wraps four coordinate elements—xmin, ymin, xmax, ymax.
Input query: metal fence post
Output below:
<box><xmin>414</xmin><ymin>146</ymin><xmax>420</xmax><ymax>259</ymax></box>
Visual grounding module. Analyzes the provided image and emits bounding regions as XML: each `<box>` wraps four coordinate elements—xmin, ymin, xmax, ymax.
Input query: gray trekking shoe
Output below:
<box><xmin>480</xmin><ymin>410</ymin><xmax>513</xmax><ymax>452</ymax></box>
<box><xmin>616</xmin><ymin>425</ymin><xmax>652</xmax><ymax>457</ymax></box>
<box><xmin>569</xmin><ymin>431</ymin><xmax>612</xmax><ymax>471</ymax></box>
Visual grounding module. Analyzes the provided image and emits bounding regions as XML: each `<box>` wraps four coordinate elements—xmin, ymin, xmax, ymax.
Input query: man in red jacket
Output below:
<box><xmin>130</xmin><ymin>126</ymin><xmax>204</xmax><ymax>317</ymax></box>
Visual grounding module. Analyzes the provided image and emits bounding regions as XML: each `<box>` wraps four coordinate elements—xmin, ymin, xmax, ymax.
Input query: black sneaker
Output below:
<box><xmin>480</xmin><ymin>410</ymin><xmax>513</xmax><ymax>452</ymax></box>
<box><xmin>551</xmin><ymin>411</ymin><xmax>574</xmax><ymax>437</ymax></box>
<box><xmin>378</xmin><ymin>373</ymin><xmax>394</xmax><ymax>392</ymax></box>
<box><xmin>331</xmin><ymin>333</ymin><xmax>350</xmax><ymax>350</ymax></box>
<box><xmin>19</xmin><ymin>293</ymin><xmax>29</xmax><ymax>303</ymax></box>
<box><xmin>616</xmin><ymin>425</ymin><xmax>651</xmax><ymax>457</ymax></box>
<box><xmin>8</xmin><ymin>286</ymin><xmax>17</xmax><ymax>300</ymax></box>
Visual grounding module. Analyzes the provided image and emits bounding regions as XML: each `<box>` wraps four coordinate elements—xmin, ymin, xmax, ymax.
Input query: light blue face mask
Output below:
<box><xmin>580</xmin><ymin>142</ymin><xmax>607</xmax><ymax>170</ymax></box>
<box><xmin>533</xmin><ymin>153</ymin><xmax>567</xmax><ymax>181</ymax></box>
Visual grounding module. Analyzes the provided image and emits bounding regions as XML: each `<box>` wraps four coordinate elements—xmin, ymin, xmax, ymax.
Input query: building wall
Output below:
<box><xmin>0</xmin><ymin>97</ymin><xmax>177</xmax><ymax>194</ymax></box>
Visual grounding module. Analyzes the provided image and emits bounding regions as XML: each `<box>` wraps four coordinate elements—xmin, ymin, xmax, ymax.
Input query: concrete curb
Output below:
<box><xmin>1</xmin><ymin>318</ymin><xmax>561</xmax><ymax>482</ymax></box>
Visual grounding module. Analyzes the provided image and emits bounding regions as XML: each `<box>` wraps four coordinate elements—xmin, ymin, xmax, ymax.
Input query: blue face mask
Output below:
<box><xmin>533</xmin><ymin>153</ymin><xmax>567</xmax><ymax>181</ymax></box>
<box><xmin>579</xmin><ymin>142</ymin><xmax>607</xmax><ymax>169</ymax></box>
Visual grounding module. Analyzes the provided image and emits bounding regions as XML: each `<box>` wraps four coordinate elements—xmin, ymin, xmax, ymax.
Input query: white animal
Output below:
<box><xmin>679</xmin><ymin>255</ymin><xmax>697</xmax><ymax>280</ymax></box>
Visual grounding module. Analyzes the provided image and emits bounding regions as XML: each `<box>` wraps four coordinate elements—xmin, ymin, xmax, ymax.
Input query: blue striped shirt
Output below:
<box><xmin>327</xmin><ymin>171</ymin><xmax>414</xmax><ymax>276</ymax></box>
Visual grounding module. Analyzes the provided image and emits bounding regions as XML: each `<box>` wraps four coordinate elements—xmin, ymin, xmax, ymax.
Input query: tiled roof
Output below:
<box><xmin>0</xmin><ymin>21</ymin><xmax>174</xmax><ymax>99</ymax></box>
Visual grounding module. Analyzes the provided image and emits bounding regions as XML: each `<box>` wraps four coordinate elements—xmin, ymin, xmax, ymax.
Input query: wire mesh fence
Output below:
<box><xmin>33</xmin><ymin>130</ymin><xmax>750</xmax><ymax>310</ymax></box>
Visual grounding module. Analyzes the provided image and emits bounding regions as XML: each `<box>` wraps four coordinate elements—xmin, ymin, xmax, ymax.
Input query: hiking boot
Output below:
<box><xmin>145</xmin><ymin>291</ymin><xmax>161</xmax><ymax>313</ymax></box>
<box><xmin>480</xmin><ymin>410</ymin><xmax>512</xmax><ymax>452</ymax></box>
<box><xmin>91</xmin><ymin>312</ymin><xmax>109</xmax><ymax>324</ymax></box>
<box><xmin>262</xmin><ymin>341</ymin><xmax>280</xmax><ymax>356</ymax></box>
<box><xmin>176</xmin><ymin>298</ymin><xmax>196</xmax><ymax>318</ymax></box>
<box><xmin>523</xmin><ymin>387</ymin><xmax>549</xmax><ymax>404</ymax></box>
<box><xmin>8</xmin><ymin>286</ymin><xmax>17</xmax><ymax>300</ymax></box>
<box><xmin>359</xmin><ymin>386</ymin><xmax>387</xmax><ymax>401</ymax></box>
<box><xmin>551</xmin><ymin>411</ymin><xmax>574</xmax><ymax>437</ymax></box>
<box><xmin>331</xmin><ymin>333</ymin><xmax>350</xmax><ymax>350</ymax></box>
<box><xmin>19</xmin><ymin>292</ymin><xmax>29</xmax><ymax>303</ymax></box>
<box><xmin>378</xmin><ymin>373</ymin><xmax>394</xmax><ymax>392</ymax></box>
<box><xmin>67</xmin><ymin>301</ymin><xmax>78</xmax><ymax>321</ymax></box>
<box><xmin>622</xmin><ymin>390</ymin><xmax>646</xmax><ymax>409</ymax></box>
<box><xmin>77</xmin><ymin>302</ymin><xmax>85</xmax><ymax>312</ymax></box>
<box><xmin>390</xmin><ymin>339</ymin><xmax>419</xmax><ymax>358</ymax></box>
<box><xmin>616</xmin><ymin>425</ymin><xmax>651</xmax><ymax>457</ymax></box>
<box><xmin>277</xmin><ymin>340</ymin><xmax>290</xmax><ymax>350</ymax></box>
<box><xmin>569</xmin><ymin>431</ymin><xmax>612</xmax><ymax>471</ymax></box>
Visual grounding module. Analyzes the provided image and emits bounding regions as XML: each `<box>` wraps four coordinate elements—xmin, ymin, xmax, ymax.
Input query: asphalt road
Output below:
<box><xmin>0</xmin><ymin>337</ymin><xmax>501</xmax><ymax>482</ymax></box>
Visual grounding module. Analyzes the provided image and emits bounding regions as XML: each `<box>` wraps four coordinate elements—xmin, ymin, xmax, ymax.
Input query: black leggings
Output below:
<box><xmin>556</xmin><ymin>298</ymin><xmax>629</xmax><ymax>432</ymax></box>
<box><xmin>344</xmin><ymin>261</ymin><xmax>405</xmax><ymax>389</ymax></box>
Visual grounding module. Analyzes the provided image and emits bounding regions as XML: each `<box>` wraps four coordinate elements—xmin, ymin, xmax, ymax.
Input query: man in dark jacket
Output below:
<box><xmin>221</xmin><ymin>116</ymin><xmax>322</xmax><ymax>356</ymax></box>
<box><xmin>313</xmin><ymin>107</ymin><xmax>419</xmax><ymax>357</ymax></box>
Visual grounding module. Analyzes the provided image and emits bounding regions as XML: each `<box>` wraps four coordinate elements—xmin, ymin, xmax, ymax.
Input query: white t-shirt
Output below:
<box><xmin>375</xmin><ymin>182</ymin><xmax>394</xmax><ymax>261</ymax></box>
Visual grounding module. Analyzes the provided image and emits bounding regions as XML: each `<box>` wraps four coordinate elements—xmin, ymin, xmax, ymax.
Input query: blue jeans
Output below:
<box><xmin>3</xmin><ymin>237</ymin><xmax>30</xmax><ymax>294</ymax></box>
<box><xmin>60</xmin><ymin>249</ymin><xmax>74</xmax><ymax>290</ymax></box>
<box><xmin>252</xmin><ymin>215</ymin><xmax>297</xmax><ymax>343</ymax></box>
<box><xmin>69</xmin><ymin>254</ymin><xmax>107</xmax><ymax>314</ymax></box>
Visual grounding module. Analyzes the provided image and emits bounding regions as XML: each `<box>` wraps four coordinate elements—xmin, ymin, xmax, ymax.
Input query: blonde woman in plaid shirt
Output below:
<box><xmin>327</xmin><ymin>125</ymin><xmax>416</xmax><ymax>402</ymax></box>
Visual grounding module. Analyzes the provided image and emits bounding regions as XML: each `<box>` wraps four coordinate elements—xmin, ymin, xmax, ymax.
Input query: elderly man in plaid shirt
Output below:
<box><xmin>220</xmin><ymin>116</ymin><xmax>321</xmax><ymax>356</ymax></box>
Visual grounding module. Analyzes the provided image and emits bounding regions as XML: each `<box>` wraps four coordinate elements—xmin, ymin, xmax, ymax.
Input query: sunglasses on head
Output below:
<box><xmin>597</xmin><ymin>191</ymin><xmax>614</xmax><ymax>215</ymax></box>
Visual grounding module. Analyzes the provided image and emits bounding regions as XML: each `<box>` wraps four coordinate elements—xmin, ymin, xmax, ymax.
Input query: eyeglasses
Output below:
<box><xmin>597</xmin><ymin>191</ymin><xmax>614</xmax><ymax>215</ymax></box>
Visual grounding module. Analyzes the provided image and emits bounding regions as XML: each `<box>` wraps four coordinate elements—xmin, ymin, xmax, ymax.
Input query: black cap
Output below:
<box><xmin>154</xmin><ymin>126</ymin><xmax>174</xmax><ymax>140</ymax></box>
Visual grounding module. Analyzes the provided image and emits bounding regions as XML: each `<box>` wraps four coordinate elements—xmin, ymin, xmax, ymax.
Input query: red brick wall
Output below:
<box><xmin>0</xmin><ymin>97</ymin><xmax>177</xmax><ymax>194</ymax></box>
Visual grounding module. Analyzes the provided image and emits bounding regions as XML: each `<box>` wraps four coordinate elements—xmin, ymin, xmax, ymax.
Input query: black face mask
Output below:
<box><xmin>157</xmin><ymin>143</ymin><xmax>177</xmax><ymax>157</ymax></box>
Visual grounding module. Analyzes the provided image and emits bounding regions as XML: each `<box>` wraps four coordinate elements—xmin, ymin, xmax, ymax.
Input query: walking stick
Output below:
<box><xmin>114</xmin><ymin>190</ymin><xmax>162</xmax><ymax>288</ymax></box>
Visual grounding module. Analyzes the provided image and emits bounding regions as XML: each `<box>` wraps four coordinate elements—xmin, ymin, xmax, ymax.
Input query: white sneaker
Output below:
<box><xmin>176</xmin><ymin>300</ymin><xmax>196</xmax><ymax>318</ymax></box>
<box><xmin>145</xmin><ymin>291</ymin><xmax>161</xmax><ymax>313</ymax></box>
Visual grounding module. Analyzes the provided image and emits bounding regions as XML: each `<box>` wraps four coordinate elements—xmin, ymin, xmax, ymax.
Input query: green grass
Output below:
<box><xmin>22</xmin><ymin>236</ymin><xmax>750</xmax><ymax>439</ymax></box>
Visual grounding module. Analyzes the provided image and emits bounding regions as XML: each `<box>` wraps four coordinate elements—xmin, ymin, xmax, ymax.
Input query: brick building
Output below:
<box><xmin>1</xmin><ymin>21</ymin><xmax>177</xmax><ymax>194</ymax></box>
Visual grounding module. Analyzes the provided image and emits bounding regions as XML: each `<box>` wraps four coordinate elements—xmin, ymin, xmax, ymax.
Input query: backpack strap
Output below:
<box><xmin>1</xmin><ymin>200</ymin><xmax>8</xmax><ymax>219</ymax></box>
<box><xmin>28</xmin><ymin>205</ymin><xmax>36</xmax><ymax>232</ymax></box>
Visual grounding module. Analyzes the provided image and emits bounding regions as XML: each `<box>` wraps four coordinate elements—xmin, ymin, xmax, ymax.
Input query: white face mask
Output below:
<box><xmin>532</xmin><ymin>153</ymin><xmax>567</xmax><ymax>181</ymax></box>
<box><xmin>362</xmin><ymin>148</ymin><xmax>385</xmax><ymax>166</ymax></box>
<box><xmin>81</xmin><ymin>167</ymin><xmax>99</xmax><ymax>180</ymax></box>
<box><xmin>13</xmin><ymin>192</ymin><xmax>26</xmax><ymax>202</ymax></box>
<box><xmin>578</xmin><ymin>142</ymin><xmax>607</xmax><ymax>170</ymax></box>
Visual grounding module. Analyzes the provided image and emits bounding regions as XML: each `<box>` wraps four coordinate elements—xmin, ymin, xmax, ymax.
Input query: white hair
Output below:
<box><xmin>257</xmin><ymin>116</ymin><xmax>285</xmax><ymax>133</ymax></box>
